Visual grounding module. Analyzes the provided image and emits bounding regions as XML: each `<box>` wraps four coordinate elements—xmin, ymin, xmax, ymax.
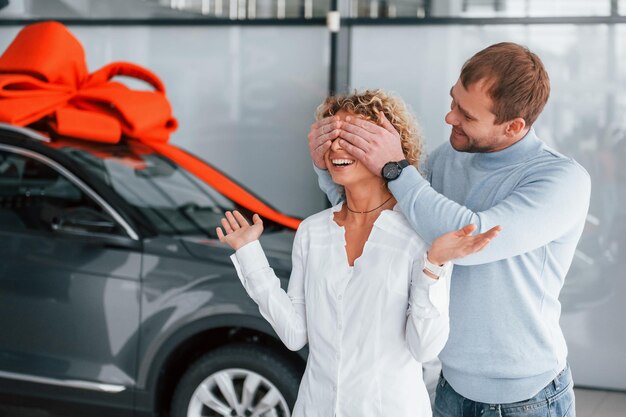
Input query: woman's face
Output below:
<box><xmin>324</xmin><ymin>110</ymin><xmax>380</xmax><ymax>188</ymax></box>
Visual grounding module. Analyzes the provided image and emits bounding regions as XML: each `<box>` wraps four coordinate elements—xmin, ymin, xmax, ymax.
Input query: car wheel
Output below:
<box><xmin>171</xmin><ymin>344</ymin><xmax>301</xmax><ymax>417</ymax></box>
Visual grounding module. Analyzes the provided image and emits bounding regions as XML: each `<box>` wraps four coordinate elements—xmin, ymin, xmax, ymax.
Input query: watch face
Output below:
<box><xmin>383</xmin><ymin>162</ymin><xmax>400</xmax><ymax>180</ymax></box>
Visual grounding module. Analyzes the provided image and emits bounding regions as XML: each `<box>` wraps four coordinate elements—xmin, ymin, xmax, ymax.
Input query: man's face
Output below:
<box><xmin>445</xmin><ymin>78</ymin><xmax>511</xmax><ymax>153</ymax></box>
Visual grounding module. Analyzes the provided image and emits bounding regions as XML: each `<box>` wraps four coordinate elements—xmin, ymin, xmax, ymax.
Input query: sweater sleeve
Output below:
<box><xmin>314</xmin><ymin>165</ymin><xmax>344</xmax><ymax>205</ymax></box>
<box><xmin>230</xmin><ymin>230</ymin><xmax>307</xmax><ymax>351</ymax></box>
<box><xmin>388</xmin><ymin>161</ymin><xmax>591</xmax><ymax>266</ymax></box>
<box><xmin>405</xmin><ymin>252</ymin><xmax>451</xmax><ymax>363</ymax></box>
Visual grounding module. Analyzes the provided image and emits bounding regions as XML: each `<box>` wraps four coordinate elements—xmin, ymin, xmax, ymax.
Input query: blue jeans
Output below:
<box><xmin>433</xmin><ymin>365</ymin><xmax>575</xmax><ymax>417</ymax></box>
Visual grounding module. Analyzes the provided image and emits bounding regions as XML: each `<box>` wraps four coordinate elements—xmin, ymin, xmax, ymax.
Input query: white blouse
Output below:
<box><xmin>231</xmin><ymin>203</ymin><xmax>451</xmax><ymax>417</ymax></box>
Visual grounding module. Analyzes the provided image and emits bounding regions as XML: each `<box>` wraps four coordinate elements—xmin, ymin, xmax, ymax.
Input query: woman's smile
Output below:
<box><xmin>329</xmin><ymin>156</ymin><xmax>356</xmax><ymax>170</ymax></box>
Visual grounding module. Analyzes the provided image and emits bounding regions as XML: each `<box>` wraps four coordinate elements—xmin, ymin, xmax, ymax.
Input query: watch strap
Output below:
<box><xmin>382</xmin><ymin>159</ymin><xmax>410</xmax><ymax>182</ymax></box>
<box><xmin>423</xmin><ymin>252</ymin><xmax>447</xmax><ymax>277</ymax></box>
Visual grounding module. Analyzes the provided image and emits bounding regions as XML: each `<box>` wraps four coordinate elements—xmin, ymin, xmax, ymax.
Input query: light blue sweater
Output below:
<box><xmin>316</xmin><ymin>129</ymin><xmax>591</xmax><ymax>403</ymax></box>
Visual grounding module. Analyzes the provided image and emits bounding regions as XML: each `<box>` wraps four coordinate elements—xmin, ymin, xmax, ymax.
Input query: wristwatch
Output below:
<box><xmin>381</xmin><ymin>159</ymin><xmax>409</xmax><ymax>182</ymax></box>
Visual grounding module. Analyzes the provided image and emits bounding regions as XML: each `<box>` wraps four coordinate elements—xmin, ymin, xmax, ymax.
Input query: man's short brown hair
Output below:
<box><xmin>460</xmin><ymin>42</ymin><xmax>550</xmax><ymax>127</ymax></box>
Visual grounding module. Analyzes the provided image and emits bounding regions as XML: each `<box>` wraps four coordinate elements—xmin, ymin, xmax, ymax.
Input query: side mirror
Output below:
<box><xmin>51</xmin><ymin>207</ymin><xmax>118</xmax><ymax>235</ymax></box>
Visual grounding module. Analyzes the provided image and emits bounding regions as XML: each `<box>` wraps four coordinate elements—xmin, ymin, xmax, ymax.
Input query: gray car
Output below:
<box><xmin>0</xmin><ymin>124</ymin><xmax>305</xmax><ymax>417</ymax></box>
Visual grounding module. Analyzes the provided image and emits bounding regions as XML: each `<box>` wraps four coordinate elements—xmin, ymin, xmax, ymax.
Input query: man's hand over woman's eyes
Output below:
<box><xmin>308</xmin><ymin>116</ymin><xmax>342</xmax><ymax>169</ymax></box>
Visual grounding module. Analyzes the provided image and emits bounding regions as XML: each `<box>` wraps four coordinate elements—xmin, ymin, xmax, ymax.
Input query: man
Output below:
<box><xmin>308</xmin><ymin>42</ymin><xmax>590</xmax><ymax>416</ymax></box>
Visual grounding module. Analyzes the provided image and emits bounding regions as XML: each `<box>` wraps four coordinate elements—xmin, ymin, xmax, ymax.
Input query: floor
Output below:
<box><xmin>576</xmin><ymin>388</ymin><xmax>626</xmax><ymax>417</ymax></box>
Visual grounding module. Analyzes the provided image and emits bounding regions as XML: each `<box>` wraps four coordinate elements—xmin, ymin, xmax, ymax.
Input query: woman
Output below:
<box><xmin>217</xmin><ymin>90</ymin><xmax>500</xmax><ymax>417</ymax></box>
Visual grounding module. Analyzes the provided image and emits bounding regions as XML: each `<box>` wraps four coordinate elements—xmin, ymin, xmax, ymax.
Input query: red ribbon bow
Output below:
<box><xmin>0</xmin><ymin>21</ymin><xmax>178</xmax><ymax>143</ymax></box>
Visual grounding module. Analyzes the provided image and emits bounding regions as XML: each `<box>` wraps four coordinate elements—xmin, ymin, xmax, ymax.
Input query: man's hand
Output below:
<box><xmin>216</xmin><ymin>211</ymin><xmax>264</xmax><ymax>251</ymax></box>
<box><xmin>308</xmin><ymin>116</ymin><xmax>342</xmax><ymax>170</ymax></box>
<box><xmin>428</xmin><ymin>224</ymin><xmax>502</xmax><ymax>265</ymax></box>
<box><xmin>338</xmin><ymin>113</ymin><xmax>405</xmax><ymax>175</ymax></box>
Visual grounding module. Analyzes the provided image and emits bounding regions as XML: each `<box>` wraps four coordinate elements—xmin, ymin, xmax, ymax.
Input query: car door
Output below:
<box><xmin>0</xmin><ymin>144</ymin><xmax>141</xmax><ymax>416</ymax></box>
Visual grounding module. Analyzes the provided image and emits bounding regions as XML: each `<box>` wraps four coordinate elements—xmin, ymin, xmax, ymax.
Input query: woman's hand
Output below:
<box><xmin>216</xmin><ymin>211</ymin><xmax>264</xmax><ymax>251</ymax></box>
<box><xmin>428</xmin><ymin>224</ymin><xmax>501</xmax><ymax>265</ymax></box>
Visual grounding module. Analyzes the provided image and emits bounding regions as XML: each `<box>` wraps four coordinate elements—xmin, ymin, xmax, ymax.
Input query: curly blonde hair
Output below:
<box><xmin>315</xmin><ymin>89</ymin><xmax>423</xmax><ymax>167</ymax></box>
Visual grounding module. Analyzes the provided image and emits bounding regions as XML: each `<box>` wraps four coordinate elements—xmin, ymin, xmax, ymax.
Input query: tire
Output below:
<box><xmin>171</xmin><ymin>344</ymin><xmax>301</xmax><ymax>417</ymax></box>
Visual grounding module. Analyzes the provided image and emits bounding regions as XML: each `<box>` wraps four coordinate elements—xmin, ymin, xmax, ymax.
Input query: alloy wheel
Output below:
<box><xmin>187</xmin><ymin>368</ymin><xmax>291</xmax><ymax>417</ymax></box>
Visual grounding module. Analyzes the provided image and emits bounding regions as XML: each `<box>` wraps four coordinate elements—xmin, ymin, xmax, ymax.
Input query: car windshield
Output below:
<box><xmin>57</xmin><ymin>140</ymin><xmax>237</xmax><ymax>237</ymax></box>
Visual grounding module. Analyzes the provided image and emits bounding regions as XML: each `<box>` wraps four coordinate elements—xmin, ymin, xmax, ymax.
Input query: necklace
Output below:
<box><xmin>346</xmin><ymin>195</ymin><xmax>393</xmax><ymax>214</ymax></box>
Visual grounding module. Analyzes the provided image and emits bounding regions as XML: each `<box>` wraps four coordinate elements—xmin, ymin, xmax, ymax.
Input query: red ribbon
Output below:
<box><xmin>0</xmin><ymin>22</ymin><xmax>301</xmax><ymax>230</ymax></box>
<box><xmin>0</xmin><ymin>21</ymin><xmax>177</xmax><ymax>143</ymax></box>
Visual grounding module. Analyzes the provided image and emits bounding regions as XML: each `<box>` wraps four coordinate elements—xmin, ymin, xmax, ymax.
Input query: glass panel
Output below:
<box><xmin>349</xmin><ymin>0</ymin><xmax>612</xmax><ymax>18</ymax></box>
<box><xmin>313</xmin><ymin>0</ymin><xmax>612</xmax><ymax>19</ymax></box>
<box><xmin>148</xmin><ymin>0</ymin><xmax>332</xmax><ymax>19</ymax></box>
<box><xmin>351</xmin><ymin>23</ymin><xmax>626</xmax><ymax>390</ymax></box>
<box><xmin>349</xmin><ymin>0</ymin><xmax>427</xmax><ymax>18</ymax></box>
<box><xmin>0</xmin><ymin>0</ymin><xmax>331</xmax><ymax>20</ymax></box>
<box><xmin>60</xmin><ymin>143</ymin><xmax>236</xmax><ymax>237</ymax></box>
<box><xmin>0</xmin><ymin>0</ymin><xmax>204</xmax><ymax>19</ymax></box>
<box><xmin>0</xmin><ymin>149</ymin><xmax>123</xmax><ymax>235</ymax></box>
<box><xmin>443</xmin><ymin>0</ymin><xmax>612</xmax><ymax>18</ymax></box>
